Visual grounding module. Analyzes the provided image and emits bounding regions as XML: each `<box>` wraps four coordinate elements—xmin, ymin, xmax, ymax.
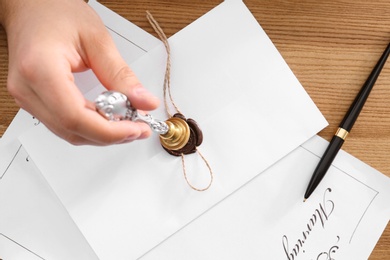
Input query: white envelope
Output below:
<box><xmin>140</xmin><ymin>135</ymin><xmax>390</xmax><ymax>260</ymax></box>
<box><xmin>20</xmin><ymin>1</ymin><xmax>327</xmax><ymax>259</ymax></box>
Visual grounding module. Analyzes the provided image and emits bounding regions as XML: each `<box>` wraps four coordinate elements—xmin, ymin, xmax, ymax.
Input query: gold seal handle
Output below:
<box><xmin>160</xmin><ymin>117</ymin><xmax>190</xmax><ymax>150</ymax></box>
<box><xmin>95</xmin><ymin>91</ymin><xmax>191</xmax><ymax>150</ymax></box>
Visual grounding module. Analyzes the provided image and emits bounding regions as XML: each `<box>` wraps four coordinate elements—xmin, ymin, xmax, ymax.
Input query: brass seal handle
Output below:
<box><xmin>95</xmin><ymin>91</ymin><xmax>190</xmax><ymax>150</ymax></box>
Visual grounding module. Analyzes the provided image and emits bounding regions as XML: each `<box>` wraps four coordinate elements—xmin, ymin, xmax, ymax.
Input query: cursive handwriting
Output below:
<box><xmin>316</xmin><ymin>236</ymin><xmax>340</xmax><ymax>260</ymax></box>
<box><xmin>32</xmin><ymin>116</ymin><xmax>41</xmax><ymax>126</ymax></box>
<box><xmin>282</xmin><ymin>188</ymin><xmax>335</xmax><ymax>260</ymax></box>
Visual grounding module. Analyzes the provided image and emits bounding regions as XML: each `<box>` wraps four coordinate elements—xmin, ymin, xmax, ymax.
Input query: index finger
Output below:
<box><xmin>33</xmin><ymin>67</ymin><xmax>152</xmax><ymax>145</ymax></box>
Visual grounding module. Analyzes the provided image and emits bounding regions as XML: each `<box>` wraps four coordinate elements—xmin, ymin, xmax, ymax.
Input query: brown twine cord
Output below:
<box><xmin>146</xmin><ymin>11</ymin><xmax>213</xmax><ymax>191</ymax></box>
<box><xmin>181</xmin><ymin>148</ymin><xmax>214</xmax><ymax>192</ymax></box>
<box><xmin>146</xmin><ymin>11</ymin><xmax>181</xmax><ymax>118</ymax></box>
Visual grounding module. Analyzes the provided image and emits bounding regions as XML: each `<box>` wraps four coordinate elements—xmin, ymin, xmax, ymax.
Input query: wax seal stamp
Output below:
<box><xmin>161</xmin><ymin>113</ymin><xmax>203</xmax><ymax>156</ymax></box>
<box><xmin>95</xmin><ymin>91</ymin><xmax>192</xmax><ymax>148</ymax></box>
<box><xmin>95</xmin><ymin>91</ymin><xmax>169</xmax><ymax>134</ymax></box>
<box><xmin>95</xmin><ymin>12</ymin><xmax>213</xmax><ymax>191</ymax></box>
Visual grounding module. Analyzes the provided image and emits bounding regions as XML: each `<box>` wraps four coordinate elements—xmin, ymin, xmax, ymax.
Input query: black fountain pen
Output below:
<box><xmin>304</xmin><ymin>43</ymin><xmax>390</xmax><ymax>202</ymax></box>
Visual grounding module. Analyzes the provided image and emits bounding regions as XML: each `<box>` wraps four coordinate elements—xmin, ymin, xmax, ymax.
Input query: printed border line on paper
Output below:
<box><xmin>0</xmin><ymin>233</ymin><xmax>45</xmax><ymax>260</ymax></box>
<box><xmin>301</xmin><ymin>146</ymin><xmax>379</xmax><ymax>244</ymax></box>
<box><xmin>0</xmin><ymin>144</ymin><xmax>22</xmax><ymax>181</ymax></box>
<box><xmin>106</xmin><ymin>26</ymin><xmax>148</xmax><ymax>52</ymax></box>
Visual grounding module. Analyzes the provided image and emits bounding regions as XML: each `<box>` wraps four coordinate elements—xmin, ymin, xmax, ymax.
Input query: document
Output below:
<box><xmin>140</xmin><ymin>135</ymin><xmax>390</xmax><ymax>260</ymax></box>
<box><xmin>0</xmin><ymin>146</ymin><xmax>98</xmax><ymax>259</ymax></box>
<box><xmin>0</xmin><ymin>0</ymin><xmax>161</xmax><ymax>176</ymax></box>
<box><xmin>20</xmin><ymin>1</ymin><xmax>327</xmax><ymax>259</ymax></box>
<box><xmin>0</xmin><ymin>1</ymin><xmax>159</xmax><ymax>259</ymax></box>
<box><xmin>0</xmin><ymin>233</ymin><xmax>45</xmax><ymax>260</ymax></box>
<box><xmin>2</xmin><ymin>1</ymin><xmax>389</xmax><ymax>260</ymax></box>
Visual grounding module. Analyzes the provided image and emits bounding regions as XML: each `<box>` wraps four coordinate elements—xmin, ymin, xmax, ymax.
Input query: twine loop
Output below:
<box><xmin>146</xmin><ymin>11</ymin><xmax>213</xmax><ymax>191</ymax></box>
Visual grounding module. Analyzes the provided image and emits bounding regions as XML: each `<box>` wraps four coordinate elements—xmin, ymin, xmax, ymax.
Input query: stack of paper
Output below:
<box><xmin>1</xmin><ymin>1</ymin><xmax>389</xmax><ymax>259</ymax></box>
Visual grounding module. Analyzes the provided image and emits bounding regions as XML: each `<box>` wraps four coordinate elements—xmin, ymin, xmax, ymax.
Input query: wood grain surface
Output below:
<box><xmin>1</xmin><ymin>0</ymin><xmax>389</xmax><ymax>258</ymax></box>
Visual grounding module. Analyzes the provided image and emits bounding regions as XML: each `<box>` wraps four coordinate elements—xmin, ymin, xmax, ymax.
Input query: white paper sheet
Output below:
<box><xmin>0</xmin><ymin>233</ymin><xmax>45</xmax><ymax>260</ymax></box>
<box><xmin>74</xmin><ymin>0</ymin><xmax>161</xmax><ymax>94</ymax></box>
<box><xmin>0</xmin><ymin>110</ymin><xmax>41</xmax><ymax>175</ymax></box>
<box><xmin>0</xmin><ymin>145</ymin><xmax>98</xmax><ymax>260</ymax></box>
<box><xmin>0</xmin><ymin>0</ymin><xmax>161</xmax><ymax>175</ymax></box>
<box><xmin>0</xmin><ymin>2</ymin><xmax>160</xmax><ymax>259</ymax></box>
<box><xmin>20</xmin><ymin>1</ymin><xmax>327</xmax><ymax>259</ymax></box>
<box><xmin>140</xmin><ymin>135</ymin><xmax>390</xmax><ymax>260</ymax></box>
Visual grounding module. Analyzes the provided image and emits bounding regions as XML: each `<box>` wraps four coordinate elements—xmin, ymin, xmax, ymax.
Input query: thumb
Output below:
<box><xmin>84</xmin><ymin>31</ymin><xmax>160</xmax><ymax>111</ymax></box>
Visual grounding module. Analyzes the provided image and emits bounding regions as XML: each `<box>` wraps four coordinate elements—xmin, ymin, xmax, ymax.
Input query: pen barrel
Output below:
<box><xmin>304</xmin><ymin>135</ymin><xmax>344</xmax><ymax>199</ymax></box>
<box><xmin>340</xmin><ymin>43</ymin><xmax>390</xmax><ymax>131</ymax></box>
<box><xmin>304</xmin><ymin>43</ymin><xmax>390</xmax><ymax>201</ymax></box>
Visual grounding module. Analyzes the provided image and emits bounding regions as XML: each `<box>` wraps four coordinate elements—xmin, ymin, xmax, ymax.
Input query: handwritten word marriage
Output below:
<box><xmin>282</xmin><ymin>188</ymin><xmax>335</xmax><ymax>260</ymax></box>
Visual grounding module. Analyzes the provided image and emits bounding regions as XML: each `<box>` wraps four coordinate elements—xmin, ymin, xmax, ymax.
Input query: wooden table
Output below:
<box><xmin>1</xmin><ymin>0</ymin><xmax>389</xmax><ymax>258</ymax></box>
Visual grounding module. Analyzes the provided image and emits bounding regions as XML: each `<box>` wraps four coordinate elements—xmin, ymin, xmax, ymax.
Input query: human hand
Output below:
<box><xmin>0</xmin><ymin>0</ymin><xmax>159</xmax><ymax>145</ymax></box>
